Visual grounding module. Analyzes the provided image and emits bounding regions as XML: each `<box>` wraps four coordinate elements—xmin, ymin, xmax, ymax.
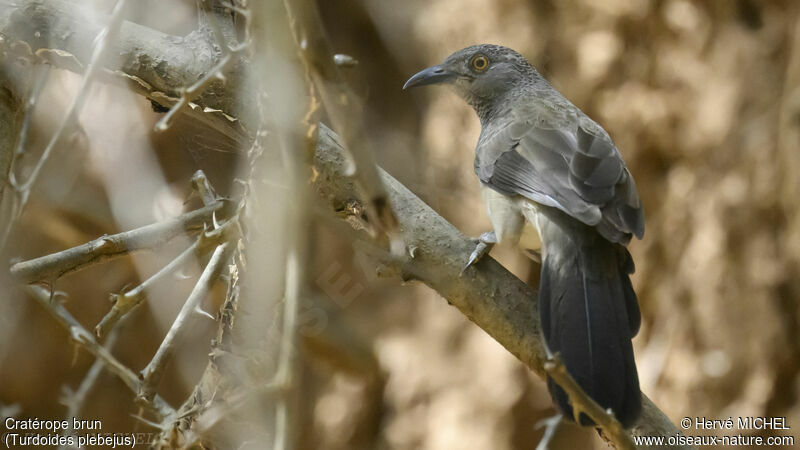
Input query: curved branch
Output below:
<box><xmin>312</xmin><ymin>123</ymin><xmax>692</xmax><ymax>449</ymax></box>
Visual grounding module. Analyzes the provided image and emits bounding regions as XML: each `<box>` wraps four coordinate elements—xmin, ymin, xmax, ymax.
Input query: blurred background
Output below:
<box><xmin>1</xmin><ymin>0</ymin><xmax>799</xmax><ymax>448</ymax></box>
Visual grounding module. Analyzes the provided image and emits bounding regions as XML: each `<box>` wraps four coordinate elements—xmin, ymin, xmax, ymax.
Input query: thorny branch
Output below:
<box><xmin>95</xmin><ymin>171</ymin><xmax>230</xmax><ymax>339</ymax></box>
<box><xmin>10</xmin><ymin>0</ymin><xmax>130</xmax><ymax>222</ymax></box>
<box><xmin>0</xmin><ymin>65</ymin><xmax>49</xmax><ymax>251</ymax></box>
<box><xmin>26</xmin><ymin>285</ymin><xmax>175</xmax><ymax>419</ymax></box>
<box><xmin>9</xmin><ymin>201</ymin><xmax>229</xmax><ymax>284</ymax></box>
<box><xmin>58</xmin><ymin>328</ymin><xmax>121</xmax><ymax>450</ymax></box>
<box><xmin>139</xmin><ymin>240</ymin><xmax>235</xmax><ymax>403</ymax></box>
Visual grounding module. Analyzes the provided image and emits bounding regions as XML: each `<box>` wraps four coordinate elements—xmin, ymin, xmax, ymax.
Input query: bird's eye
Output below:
<box><xmin>471</xmin><ymin>55</ymin><xmax>489</xmax><ymax>72</ymax></box>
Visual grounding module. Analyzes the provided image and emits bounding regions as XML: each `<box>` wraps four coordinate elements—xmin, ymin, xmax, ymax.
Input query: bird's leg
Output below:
<box><xmin>462</xmin><ymin>231</ymin><xmax>497</xmax><ymax>274</ymax></box>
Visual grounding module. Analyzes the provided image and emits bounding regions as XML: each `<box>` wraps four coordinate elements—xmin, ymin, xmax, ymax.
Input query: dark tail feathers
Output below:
<box><xmin>539</xmin><ymin>236</ymin><xmax>641</xmax><ymax>428</ymax></box>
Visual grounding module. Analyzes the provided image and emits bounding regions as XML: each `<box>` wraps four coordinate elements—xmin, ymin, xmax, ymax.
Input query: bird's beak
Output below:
<box><xmin>403</xmin><ymin>65</ymin><xmax>456</xmax><ymax>89</ymax></box>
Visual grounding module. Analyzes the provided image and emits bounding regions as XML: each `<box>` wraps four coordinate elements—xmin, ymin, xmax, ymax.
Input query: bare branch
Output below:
<box><xmin>15</xmin><ymin>0</ymin><xmax>130</xmax><ymax>213</ymax></box>
<box><xmin>9</xmin><ymin>201</ymin><xmax>228</xmax><ymax>284</ymax></box>
<box><xmin>58</xmin><ymin>328</ymin><xmax>121</xmax><ymax>450</ymax></box>
<box><xmin>0</xmin><ymin>0</ymin><xmax>249</xmax><ymax>142</ymax></box>
<box><xmin>26</xmin><ymin>285</ymin><xmax>175</xmax><ymax>419</ymax></box>
<box><xmin>312</xmin><ymin>123</ymin><xmax>692</xmax><ymax>449</ymax></box>
<box><xmin>94</xmin><ymin>239</ymin><xmax>202</xmax><ymax>339</ymax></box>
<box><xmin>139</xmin><ymin>240</ymin><xmax>234</xmax><ymax>403</ymax></box>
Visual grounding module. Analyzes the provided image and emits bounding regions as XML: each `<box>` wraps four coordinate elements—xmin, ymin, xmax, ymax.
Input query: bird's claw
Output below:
<box><xmin>461</xmin><ymin>231</ymin><xmax>497</xmax><ymax>275</ymax></box>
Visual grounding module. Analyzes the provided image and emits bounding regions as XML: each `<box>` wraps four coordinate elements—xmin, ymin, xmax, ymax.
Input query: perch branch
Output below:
<box><xmin>312</xmin><ymin>123</ymin><xmax>691</xmax><ymax>449</ymax></box>
<box><xmin>26</xmin><ymin>285</ymin><xmax>174</xmax><ymax>419</ymax></box>
<box><xmin>9</xmin><ymin>201</ymin><xmax>228</xmax><ymax>284</ymax></box>
<box><xmin>545</xmin><ymin>355</ymin><xmax>635</xmax><ymax>449</ymax></box>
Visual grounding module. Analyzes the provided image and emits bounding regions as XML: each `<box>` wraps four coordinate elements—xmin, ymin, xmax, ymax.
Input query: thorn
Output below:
<box><xmin>174</xmin><ymin>270</ymin><xmax>192</xmax><ymax>280</ymax></box>
<box><xmin>195</xmin><ymin>306</ymin><xmax>215</xmax><ymax>320</ymax></box>
<box><xmin>333</xmin><ymin>54</ymin><xmax>358</xmax><ymax>67</ymax></box>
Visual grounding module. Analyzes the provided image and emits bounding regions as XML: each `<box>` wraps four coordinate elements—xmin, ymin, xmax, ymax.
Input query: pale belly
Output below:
<box><xmin>481</xmin><ymin>186</ymin><xmax>543</xmax><ymax>252</ymax></box>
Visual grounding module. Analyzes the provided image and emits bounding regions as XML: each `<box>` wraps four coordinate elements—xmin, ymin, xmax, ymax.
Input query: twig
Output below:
<box><xmin>545</xmin><ymin>355</ymin><xmax>635</xmax><ymax>450</ymax></box>
<box><xmin>534</xmin><ymin>414</ymin><xmax>562</xmax><ymax>450</ymax></box>
<box><xmin>58</xmin><ymin>328</ymin><xmax>121</xmax><ymax>450</ymax></box>
<box><xmin>191</xmin><ymin>170</ymin><xmax>219</xmax><ymax>207</ymax></box>
<box><xmin>9</xmin><ymin>201</ymin><xmax>227</xmax><ymax>284</ymax></box>
<box><xmin>139</xmin><ymin>241</ymin><xmax>234</xmax><ymax>403</ymax></box>
<box><xmin>95</xmin><ymin>170</ymin><xmax>226</xmax><ymax>338</ymax></box>
<box><xmin>14</xmin><ymin>0</ymin><xmax>129</xmax><ymax>214</ymax></box>
<box><xmin>282</xmin><ymin>0</ymin><xmax>402</xmax><ymax>248</ymax></box>
<box><xmin>94</xmin><ymin>239</ymin><xmax>202</xmax><ymax>339</ymax></box>
<box><xmin>0</xmin><ymin>65</ymin><xmax>50</xmax><ymax>251</ymax></box>
<box><xmin>272</xmin><ymin>247</ymin><xmax>301</xmax><ymax>450</ymax></box>
<box><xmin>9</xmin><ymin>66</ymin><xmax>51</xmax><ymax>180</ymax></box>
<box><xmin>26</xmin><ymin>285</ymin><xmax>174</xmax><ymax>419</ymax></box>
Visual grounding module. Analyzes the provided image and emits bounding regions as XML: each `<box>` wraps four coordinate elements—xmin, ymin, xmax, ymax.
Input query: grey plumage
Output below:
<box><xmin>405</xmin><ymin>44</ymin><xmax>644</xmax><ymax>427</ymax></box>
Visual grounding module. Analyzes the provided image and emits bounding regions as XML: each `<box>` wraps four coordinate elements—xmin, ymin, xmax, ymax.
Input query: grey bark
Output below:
<box><xmin>0</xmin><ymin>0</ymin><xmax>249</xmax><ymax>143</ymax></box>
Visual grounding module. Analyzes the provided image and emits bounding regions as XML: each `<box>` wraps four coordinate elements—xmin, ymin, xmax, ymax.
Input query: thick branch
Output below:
<box><xmin>545</xmin><ymin>355</ymin><xmax>635</xmax><ymax>449</ymax></box>
<box><xmin>312</xmin><ymin>124</ymin><xmax>691</xmax><ymax>449</ymax></box>
<box><xmin>9</xmin><ymin>201</ymin><xmax>228</xmax><ymax>284</ymax></box>
<box><xmin>0</xmin><ymin>0</ymin><xmax>249</xmax><ymax>141</ymax></box>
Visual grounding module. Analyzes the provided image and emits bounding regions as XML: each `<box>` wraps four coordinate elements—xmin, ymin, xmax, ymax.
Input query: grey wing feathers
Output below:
<box><xmin>478</xmin><ymin>120</ymin><xmax>644</xmax><ymax>244</ymax></box>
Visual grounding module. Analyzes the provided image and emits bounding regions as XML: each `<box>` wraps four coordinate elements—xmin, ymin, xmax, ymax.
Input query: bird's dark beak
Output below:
<box><xmin>403</xmin><ymin>65</ymin><xmax>456</xmax><ymax>90</ymax></box>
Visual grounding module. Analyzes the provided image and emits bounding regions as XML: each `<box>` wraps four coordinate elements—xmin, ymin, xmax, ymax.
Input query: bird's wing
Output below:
<box><xmin>476</xmin><ymin>118</ymin><xmax>644</xmax><ymax>244</ymax></box>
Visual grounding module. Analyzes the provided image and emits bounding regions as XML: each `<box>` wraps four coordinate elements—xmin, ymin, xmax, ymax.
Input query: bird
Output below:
<box><xmin>403</xmin><ymin>44</ymin><xmax>644</xmax><ymax>428</ymax></box>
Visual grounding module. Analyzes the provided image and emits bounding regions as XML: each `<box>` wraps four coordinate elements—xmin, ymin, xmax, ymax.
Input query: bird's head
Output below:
<box><xmin>403</xmin><ymin>44</ymin><xmax>537</xmax><ymax>113</ymax></box>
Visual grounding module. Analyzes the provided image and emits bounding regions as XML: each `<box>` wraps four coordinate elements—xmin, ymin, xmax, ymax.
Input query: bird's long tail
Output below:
<box><xmin>539</xmin><ymin>225</ymin><xmax>642</xmax><ymax>428</ymax></box>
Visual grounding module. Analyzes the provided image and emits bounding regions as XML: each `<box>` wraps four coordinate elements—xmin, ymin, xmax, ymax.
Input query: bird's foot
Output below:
<box><xmin>461</xmin><ymin>231</ymin><xmax>497</xmax><ymax>275</ymax></box>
